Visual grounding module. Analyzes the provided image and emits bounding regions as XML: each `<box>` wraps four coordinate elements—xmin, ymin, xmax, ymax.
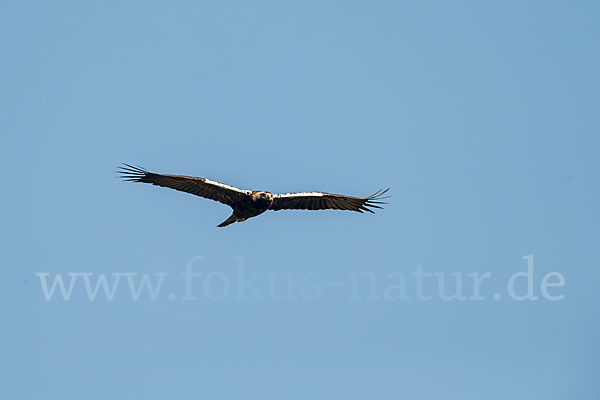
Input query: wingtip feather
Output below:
<box><xmin>117</xmin><ymin>163</ymin><xmax>149</xmax><ymax>182</ymax></box>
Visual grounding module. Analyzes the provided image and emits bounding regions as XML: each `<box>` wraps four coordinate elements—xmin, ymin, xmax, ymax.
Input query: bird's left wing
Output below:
<box><xmin>270</xmin><ymin>189</ymin><xmax>389</xmax><ymax>213</ymax></box>
<box><xmin>118</xmin><ymin>164</ymin><xmax>250</xmax><ymax>207</ymax></box>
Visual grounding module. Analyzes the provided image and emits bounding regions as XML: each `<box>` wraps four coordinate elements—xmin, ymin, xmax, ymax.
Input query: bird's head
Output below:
<box><xmin>253</xmin><ymin>191</ymin><xmax>274</xmax><ymax>202</ymax></box>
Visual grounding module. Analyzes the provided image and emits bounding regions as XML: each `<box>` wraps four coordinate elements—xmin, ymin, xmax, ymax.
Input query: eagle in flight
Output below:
<box><xmin>118</xmin><ymin>164</ymin><xmax>389</xmax><ymax>227</ymax></box>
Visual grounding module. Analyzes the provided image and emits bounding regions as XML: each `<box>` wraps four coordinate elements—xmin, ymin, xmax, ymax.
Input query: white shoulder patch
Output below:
<box><xmin>204</xmin><ymin>178</ymin><xmax>251</xmax><ymax>194</ymax></box>
<box><xmin>274</xmin><ymin>192</ymin><xmax>325</xmax><ymax>198</ymax></box>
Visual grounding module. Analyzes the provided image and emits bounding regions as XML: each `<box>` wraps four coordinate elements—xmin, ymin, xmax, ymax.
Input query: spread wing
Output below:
<box><xmin>270</xmin><ymin>189</ymin><xmax>389</xmax><ymax>213</ymax></box>
<box><xmin>118</xmin><ymin>164</ymin><xmax>250</xmax><ymax>207</ymax></box>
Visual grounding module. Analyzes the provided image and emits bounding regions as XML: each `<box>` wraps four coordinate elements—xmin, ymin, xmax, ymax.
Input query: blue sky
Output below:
<box><xmin>2</xmin><ymin>1</ymin><xmax>599</xmax><ymax>399</ymax></box>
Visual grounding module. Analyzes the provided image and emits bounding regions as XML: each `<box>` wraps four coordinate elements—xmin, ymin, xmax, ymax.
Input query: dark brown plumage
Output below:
<box><xmin>118</xmin><ymin>164</ymin><xmax>389</xmax><ymax>227</ymax></box>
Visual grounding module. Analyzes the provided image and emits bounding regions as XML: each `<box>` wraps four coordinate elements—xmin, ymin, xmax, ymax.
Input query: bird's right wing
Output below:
<box><xmin>271</xmin><ymin>189</ymin><xmax>389</xmax><ymax>213</ymax></box>
<box><xmin>118</xmin><ymin>164</ymin><xmax>250</xmax><ymax>207</ymax></box>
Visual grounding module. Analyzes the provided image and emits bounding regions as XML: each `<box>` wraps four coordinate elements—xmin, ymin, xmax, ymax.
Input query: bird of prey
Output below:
<box><xmin>118</xmin><ymin>164</ymin><xmax>389</xmax><ymax>227</ymax></box>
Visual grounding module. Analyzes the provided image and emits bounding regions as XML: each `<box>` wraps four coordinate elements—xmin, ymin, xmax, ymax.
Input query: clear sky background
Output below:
<box><xmin>2</xmin><ymin>1</ymin><xmax>599</xmax><ymax>399</ymax></box>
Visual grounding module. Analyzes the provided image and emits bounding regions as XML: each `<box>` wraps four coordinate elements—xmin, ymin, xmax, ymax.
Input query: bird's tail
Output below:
<box><xmin>217</xmin><ymin>214</ymin><xmax>238</xmax><ymax>228</ymax></box>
